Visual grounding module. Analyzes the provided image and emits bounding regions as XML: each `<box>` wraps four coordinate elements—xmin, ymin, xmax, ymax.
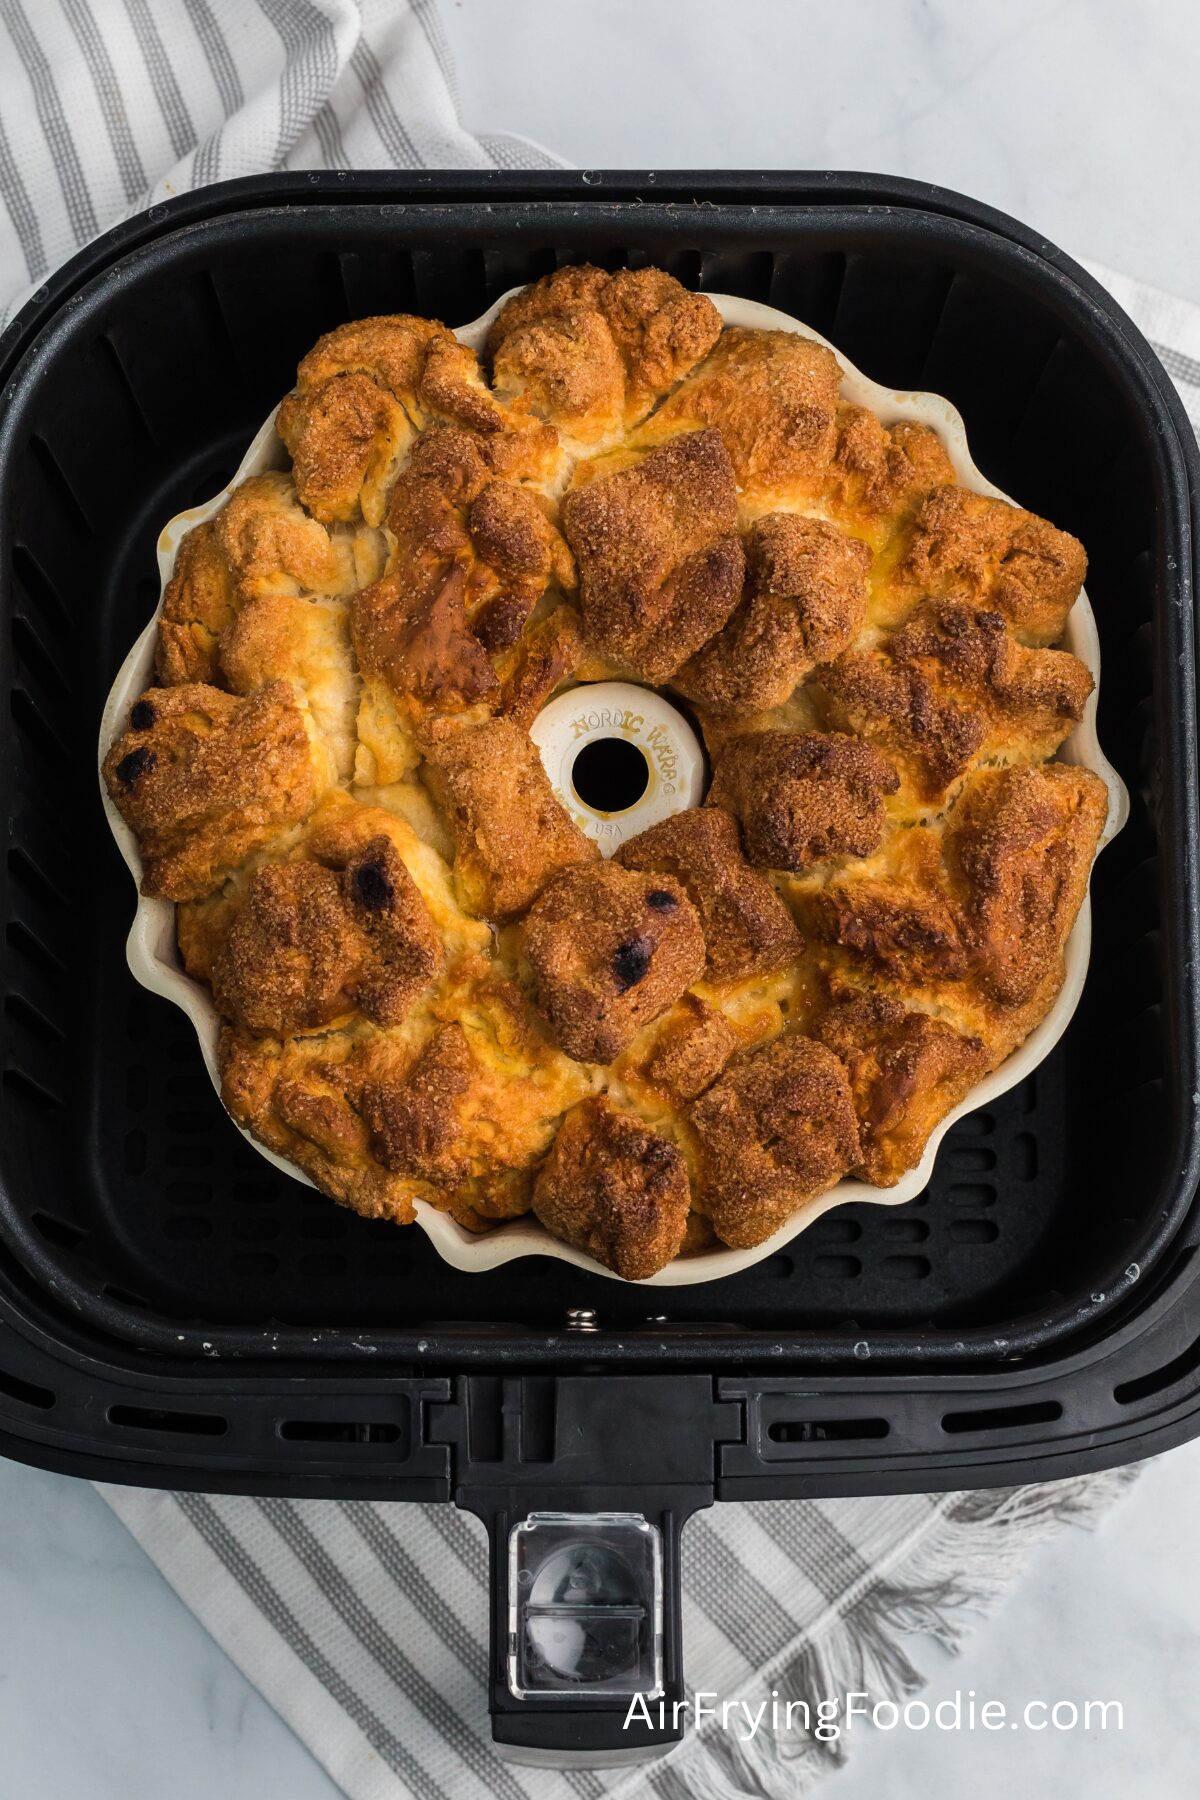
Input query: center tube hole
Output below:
<box><xmin>571</xmin><ymin>737</ymin><xmax>650</xmax><ymax>814</ymax></box>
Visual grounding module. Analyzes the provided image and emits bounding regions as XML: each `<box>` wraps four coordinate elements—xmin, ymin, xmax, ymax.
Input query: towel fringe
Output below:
<box><xmin>640</xmin><ymin>1466</ymin><xmax>1139</xmax><ymax>1800</ymax></box>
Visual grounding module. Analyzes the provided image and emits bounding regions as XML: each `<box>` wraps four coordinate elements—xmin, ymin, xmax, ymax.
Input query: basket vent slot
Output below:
<box><xmin>279</xmin><ymin>1418</ymin><xmax>401</xmax><ymax>1444</ymax></box>
<box><xmin>813</xmin><ymin>1255</ymin><xmax>861</xmax><ymax>1279</ymax></box>
<box><xmin>768</xmin><ymin>1417</ymin><xmax>889</xmax><ymax>1443</ymax></box>
<box><xmin>108</xmin><ymin>1404</ymin><xmax>227</xmax><ymax>1436</ymax></box>
<box><xmin>27</xmin><ymin>434</ymin><xmax>92</xmax><ymax>534</ymax></box>
<box><xmin>11</xmin><ymin>686</ymin><xmax>69</xmax><ymax>766</ymax></box>
<box><xmin>4</xmin><ymin>992</ymin><xmax>65</xmax><ymax>1045</ymax></box>
<box><xmin>941</xmin><ymin>1400</ymin><xmax>1062</xmax><ymax>1435</ymax></box>
<box><xmin>7</xmin><ymin>846</ymin><xmax>68</xmax><ymax>911</ymax></box>
<box><xmin>2</xmin><ymin>1066</ymin><xmax>63</xmax><ymax>1112</ymax></box>
<box><xmin>11</xmin><ymin>544</ymin><xmax>70</xmax><ymax>635</ymax></box>
<box><xmin>31</xmin><ymin>1210</ymin><xmax>86</xmax><ymax>1250</ymax></box>
<box><xmin>0</xmin><ymin>1367</ymin><xmax>54</xmax><ymax>1410</ymax></box>
<box><xmin>1114</xmin><ymin>1333</ymin><xmax>1200</xmax><ymax>1407</ymax></box>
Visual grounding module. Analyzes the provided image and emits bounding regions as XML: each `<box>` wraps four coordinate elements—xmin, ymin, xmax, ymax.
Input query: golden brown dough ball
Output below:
<box><xmin>615</xmin><ymin>806</ymin><xmax>802</xmax><ymax>982</ymax></box>
<box><xmin>673</xmin><ymin>512</ymin><xmax>870</xmax><ymax>714</ymax></box>
<box><xmin>560</xmin><ymin>429</ymin><xmax>743</xmax><ymax>681</ymax></box>
<box><xmin>532</xmin><ymin>1095</ymin><xmax>691</xmax><ymax>1279</ymax></box>
<box><xmin>708</xmin><ymin>729</ymin><xmax>899</xmax><ymax>871</ymax></box>
<box><xmin>688</xmin><ymin>1034</ymin><xmax>861</xmax><ymax>1246</ymax></box>
<box><xmin>103</xmin><ymin>680</ymin><xmax>329</xmax><ymax>901</ymax></box>
<box><xmin>520</xmin><ymin>862</ymin><xmax>706</xmax><ymax>1063</ymax></box>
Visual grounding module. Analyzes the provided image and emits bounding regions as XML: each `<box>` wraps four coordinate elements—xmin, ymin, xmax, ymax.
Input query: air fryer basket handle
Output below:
<box><xmin>433</xmin><ymin>1372</ymin><xmax>738</xmax><ymax>1762</ymax></box>
<box><xmin>460</xmin><ymin>1489</ymin><xmax>701</xmax><ymax>1764</ymax></box>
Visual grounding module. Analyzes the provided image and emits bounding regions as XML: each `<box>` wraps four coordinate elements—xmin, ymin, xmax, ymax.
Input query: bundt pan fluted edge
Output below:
<box><xmin>97</xmin><ymin>289</ymin><xmax>1129</xmax><ymax>1287</ymax></box>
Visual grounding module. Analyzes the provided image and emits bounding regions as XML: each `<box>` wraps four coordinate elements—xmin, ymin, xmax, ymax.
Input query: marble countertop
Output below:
<box><xmin>443</xmin><ymin>0</ymin><xmax>1200</xmax><ymax>302</ymax></box>
<box><xmin>2</xmin><ymin>1444</ymin><xmax>1197</xmax><ymax>1800</ymax></box>
<box><xmin>5</xmin><ymin>2</ymin><xmax>1200</xmax><ymax>1795</ymax></box>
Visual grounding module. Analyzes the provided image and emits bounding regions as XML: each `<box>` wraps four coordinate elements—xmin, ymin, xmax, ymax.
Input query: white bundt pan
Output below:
<box><xmin>99</xmin><ymin>290</ymin><xmax>1129</xmax><ymax>1287</ymax></box>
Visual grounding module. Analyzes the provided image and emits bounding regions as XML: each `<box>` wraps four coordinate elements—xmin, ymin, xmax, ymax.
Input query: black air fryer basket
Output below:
<box><xmin>1</xmin><ymin>172</ymin><xmax>1198</xmax><ymax>1760</ymax></box>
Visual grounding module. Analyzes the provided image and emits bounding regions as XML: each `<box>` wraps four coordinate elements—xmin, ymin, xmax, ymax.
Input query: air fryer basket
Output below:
<box><xmin>1</xmin><ymin>173</ymin><xmax>1198</xmax><ymax>1758</ymax></box>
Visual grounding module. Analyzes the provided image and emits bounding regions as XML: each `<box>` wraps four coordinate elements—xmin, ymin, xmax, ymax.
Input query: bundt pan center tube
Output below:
<box><xmin>99</xmin><ymin>284</ymin><xmax>1126</xmax><ymax>1286</ymax></box>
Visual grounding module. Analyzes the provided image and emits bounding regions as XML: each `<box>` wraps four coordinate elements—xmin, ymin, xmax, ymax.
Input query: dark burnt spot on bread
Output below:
<box><xmin>647</xmin><ymin>889</ymin><xmax>677</xmax><ymax>911</ymax></box>
<box><xmin>520</xmin><ymin>863</ymin><xmax>705</xmax><ymax>1062</ymax></box>
<box><xmin>116</xmin><ymin>744</ymin><xmax>156</xmax><ymax>786</ymax></box>
<box><xmin>350</xmin><ymin>858</ymin><xmax>395</xmax><ymax>912</ymax></box>
<box><xmin>612</xmin><ymin>935</ymin><xmax>653</xmax><ymax>991</ymax></box>
<box><xmin>616</xmin><ymin>806</ymin><xmax>802</xmax><ymax>982</ymax></box>
<box><xmin>130</xmin><ymin>700</ymin><xmax>156</xmax><ymax>731</ymax></box>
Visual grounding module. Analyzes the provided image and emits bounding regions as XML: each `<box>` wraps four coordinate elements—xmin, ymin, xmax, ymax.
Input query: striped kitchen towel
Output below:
<box><xmin>97</xmin><ymin>1472</ymin><xmax>1137</xmax><ymax>1800</ymax></box>
<box><xmin>0</xmin><ymin>0</ymin><xmax>561</xmax><ymax>326</ymax></box>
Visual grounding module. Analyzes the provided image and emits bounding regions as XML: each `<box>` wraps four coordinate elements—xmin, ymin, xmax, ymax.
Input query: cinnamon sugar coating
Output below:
<box><xmin>645</xmin><ymin>326</ymin><xmax>843</xmax><ymax>500</ymax></box>
<box><xmin>488</xmin><ymin>264</ymin><xmax>721</xmax><ymax>445</ymax></box>
<box><xmin>817</xmin><ymin>598</ymin><xmax>1093</xmax><ymax>808</ymax></box>
<box><xmin>520</xmin><ymin>863</ymin><xmax>706</xmax><ymax>1062</ymax></box>
<box><xmin>616</xmin><ymin>806</ymin><xmax>801</xmax><ymax>982</ymax></box>
<box><xmin>210</xmin><ymin>835</ymin><xmax>442</xmax><ymax>1037</ymax></box>
<box><xmin>803</xmin><ymin>762</ymin><xmax>1108</xmax><ymax>1059</ymax></box>
<box><xmin>103</xmin><ymin>679</ymin><xmax>329</xmax><ymax>900</ymax></box>
<box><xmin>421</xmin><ymin>715</ymin><xmax>598</xmax><ymax>919</ymax></box>
<box><xmin>815</xmin><ymin>988</ymin><xmax>988</xmax><ymax>1185</ymax></box>
<box><xmin>277</xmin><ymin>313</ymin><xmax>560</xmax><ymax>524</ymax></box>
<box><xmin>688</xmin><ymin>1035</ymin><xmax>861</xmax><ymax>1246</ymax></box>
<box><xmin>708</xmin><ymin>730</ymin><xmax>900</xmax><ymax>872</ymax></box>
<box><xmin>619</xmin><ymin>994</ymin><xmax>738</xmax><ymax>1106</ymax></box>
<box><xmin>560</xmin><ymin>429</ymin><xmax>743</xmax><ymax>680</ymax></box>
<box><xmin>673</xmin><ymin>512</ymin><xmax>870</xmax><ymax>714</ymax></box>
<box><xmin>350</xmin><ymin>427</ymin><xmax>575</xmax><ymax>775</ymax></box>
<box><xmin>532</xmin><ymin>1096</ymin><xmax>691</xmax><ymax>1279</ymax></box>
<box><xmin>886</xmin><ymin>484</ymin><xmax>1087</xmax><ymax>644</ymax></box>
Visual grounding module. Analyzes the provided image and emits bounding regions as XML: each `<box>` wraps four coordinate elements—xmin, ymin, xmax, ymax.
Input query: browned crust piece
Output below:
<box><xmin>815</xmin><ymin>987</ymin><xmax>988</xmax><ymax>1185</ymax></box>
<box><xmin>277</xmin><ymin>314</ymin><xmax>560</xmax><ymax>525</ymax></box>
<box><xmin>103</xmin><ymin>680</ymin><xmax>327</xmax><ymax>900</ymax></box>
<box><xmin>156</xmin><ymin>472</ymin><xmax>374</xmax><ymax>687</ymax></box>
<box><xmin>520</xmin><ymin>863</ymin><xmax>706</xmax><ymax>1062</ymax></box>
<box><xmin>943</xmin><ymin>761</ymin><xmax>1108</xmax><ymax>1012</ymax></box>
<box><xmin>645</xmin><ymin>326</ymin><xmax>843</xmax><ymax>499</ymax></box>
<box><xmin>351</xmin><ymin>427</ymin><xmax>575</xmax><ymax>720</ymax></box>
<box><xmin>805</xmin><ymin>826</ymin><xmax>969</xmax><ymax>989</ymax></box>
<box><xmin>421</xmin><ymin>715</ymin><xmax>598</xmax><ymax>919</ymax></box>
<box><xmin>615</xmin><ymin>806</ymin><xmax>802</xmax><ymax>981</ymax></box>
<box><xmin>219</xmin><ymin>1025</ymin><xmax>426</xmax><ymax>1224</ymax></box>
<box><xmin>487</xmin><ymin>265</ymin><xmax>722</xmax><ymax>445</ymax></box>
<box><xmin>156</xmin><ymin>520</ymin><xmax>234</xmax><ymax>685</ymax></box>
<box><xmin>618</xmin><ymin>993</ymin><xmax>738</xmax><ymax>1106</ymax></box>
<box><xmin>210</xmin><ymin>836</ymin><xmax>442</xmax><ymax>1037</ymax></box>
<box><xmin>531</xmin><ymin>1095</ymin><xmax>691</xmax><ymax>1279</ymax></box>
<box><xmin>494</xmin><ymin>606</ymin><xmax>585</xmax><ymax>730</ymax></box>
<box><xmin>688</xmin><ymin>1034</ymin><xmax>861</xmax><ymax>1246</ymax></box>
<box><xmin>817</xmin><ymin>598</ymin><xmax>1093</xmax><ymax>807</ymax></box>
<box><xmin>673</xmin><ymin>512</ymin><xmax>871</xmax><ymax>714</ymax></box>
<box><xmin>708</xmin><ymin>730</ymin><xmax>899</xmax><ymax>872</ymax></box>
<box><xmin>559</xmin><ymin>429</ymin><xmax>744</xmax><ymax>681</ymax></box>
<box><xmin>827</xmin><ymin>410</ymin><xmax>956</xmax><ymax>527</ymax></box>
<box><xmin>354</xmin><ymin>1022</ymin><xmax>478</xmax><ymax>1187</ymax></box>
<box><xmin>886</xmin><ymin>484</ymin><xmax>1087</xmax><ymax>644</ymax></box>
<box><xmin>805</xmin><ymin>763</ymin><xmax>1108</xmax><ymax>1057</ymax></box>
